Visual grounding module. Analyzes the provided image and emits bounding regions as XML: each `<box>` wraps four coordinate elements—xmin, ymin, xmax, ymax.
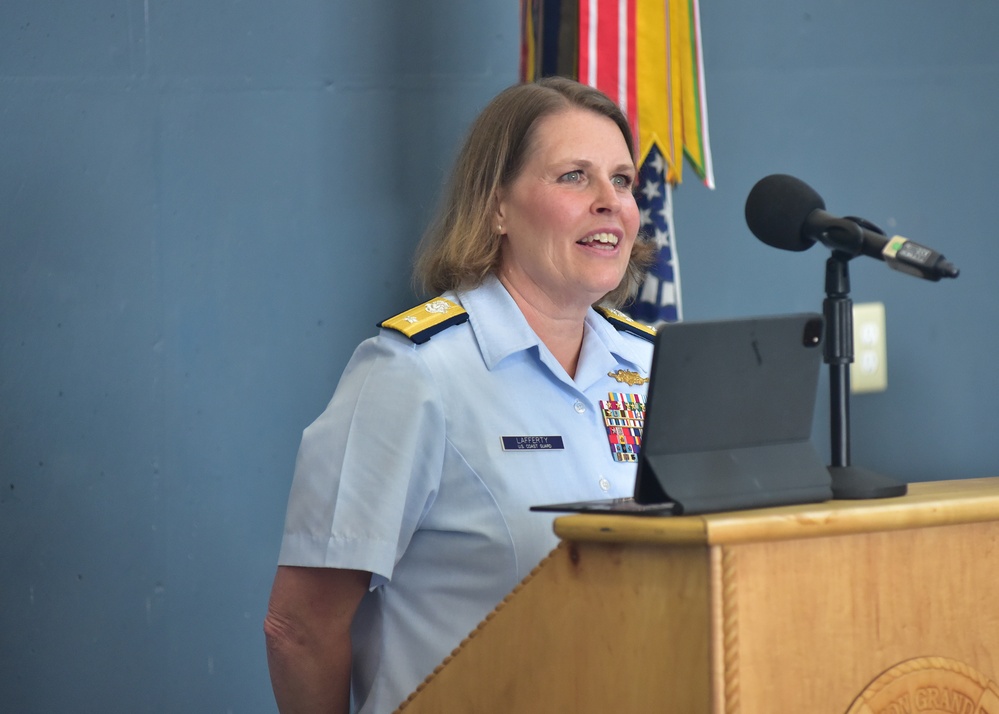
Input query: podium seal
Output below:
<box><xmin>847</xmin><ymin>657</ymin><xmax>999</xmax><ymax>714</ymax></box>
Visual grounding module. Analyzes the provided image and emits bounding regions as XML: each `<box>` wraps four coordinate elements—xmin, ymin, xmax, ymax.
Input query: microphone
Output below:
<box><xmin>744</xmin><ymin>174</ymin><xmax>959</xmax><ymax>281</ymax></box>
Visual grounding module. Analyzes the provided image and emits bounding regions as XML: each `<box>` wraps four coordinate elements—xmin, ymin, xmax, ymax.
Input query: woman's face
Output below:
<box><xmin>495</xmin><ymin>107</ymin><xmax>639</xmax><ymax>312</ymax></box>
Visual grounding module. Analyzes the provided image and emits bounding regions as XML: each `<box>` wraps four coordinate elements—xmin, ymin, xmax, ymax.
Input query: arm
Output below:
<box><xmin>267</xmin><ymin>333</ymin><xmax>445</xmax><ymax>712</ymax></box>
<box><xmin>264</xmin><ymin>565</ymin><xmax>371</xmax><ymax>714</ymax></box>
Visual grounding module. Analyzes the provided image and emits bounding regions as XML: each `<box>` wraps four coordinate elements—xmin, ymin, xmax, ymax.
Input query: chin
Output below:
<box><xmin>591</xmin><ymin>270</ymin><xmax>629</xmax><ymax>294</ymax></box>
<box><xmin>577</xmin><ymin>279</ymin><xmax>626</xmax><ymax>305</ymax></box>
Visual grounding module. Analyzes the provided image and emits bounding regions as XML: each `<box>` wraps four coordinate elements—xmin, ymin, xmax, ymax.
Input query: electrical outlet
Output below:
<box><xmin>851</xmin><ymin>302</ymin><xmax>887</xmax><ymax>394</ymax></box>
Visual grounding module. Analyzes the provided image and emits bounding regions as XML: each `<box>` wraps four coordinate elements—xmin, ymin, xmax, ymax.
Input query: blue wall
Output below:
<box><xmin>1</xmin><ymin>2</ymin><xmax>996</xmax><ymax>711</ymax></box>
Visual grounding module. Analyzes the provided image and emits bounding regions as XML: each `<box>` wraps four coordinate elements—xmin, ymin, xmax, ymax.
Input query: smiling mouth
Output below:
<box><xmin>577</xmin><ymin>232</ymin><xmax>619</xmax><ymax>247</ymax></box>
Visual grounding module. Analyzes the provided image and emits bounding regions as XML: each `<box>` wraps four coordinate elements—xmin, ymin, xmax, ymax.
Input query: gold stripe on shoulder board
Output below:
<box><xmin>595</xmin><ymin>306</ymin><xmax>657</xmax><ymax>342</ymax></box>
<box><xmin>379</xmin><ymin>297</ymin><xmax>469</xmax><ymax>345</ymax></box>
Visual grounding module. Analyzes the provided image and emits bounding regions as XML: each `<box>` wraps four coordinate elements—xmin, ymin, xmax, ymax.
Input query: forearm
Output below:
<box><xmin>264</xmin><ymin>566</ymin><xmax>370</xmax><ymax>714</ymax></box>
<box><xmin>265</xmin><ymin>609</ymin><xmax>352</xmax><ymax>714</ymax></box>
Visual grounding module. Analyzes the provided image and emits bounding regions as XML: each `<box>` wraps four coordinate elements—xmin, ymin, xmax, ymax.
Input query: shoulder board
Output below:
<box><xmin>378</xmin><ymin>297</ymin><xmax>469</xmax><ymax>345</ymax></box>
<box><xmin>595</xmin><ymin>306</ymin><xmax>657</xmax><ymax>343</ymax></box>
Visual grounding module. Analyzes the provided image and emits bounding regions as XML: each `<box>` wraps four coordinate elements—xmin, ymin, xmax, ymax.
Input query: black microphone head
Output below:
<box><xmin>745</xmin><ymin>174</ymin><xmax>826</xmax><ymax>252</ymax></box>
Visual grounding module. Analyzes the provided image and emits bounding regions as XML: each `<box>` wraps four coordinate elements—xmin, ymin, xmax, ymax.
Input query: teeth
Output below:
<box><xmin>579</xmin><ymin>232</ymin><xmax>619</xmax><ymax>246</ymax></box>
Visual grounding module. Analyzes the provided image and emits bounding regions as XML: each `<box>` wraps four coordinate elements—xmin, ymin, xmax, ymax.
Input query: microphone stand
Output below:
<box><xmin>823</xmin><ymin>252</ymin><xmax>907</xmax><ymax>499</ymax></box>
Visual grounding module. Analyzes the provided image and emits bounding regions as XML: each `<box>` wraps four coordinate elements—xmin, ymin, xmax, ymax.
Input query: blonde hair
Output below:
<box><xmin>413</xmin><ymin>76</ymin><xmax>654</xmax><ymax>307</ymax></box>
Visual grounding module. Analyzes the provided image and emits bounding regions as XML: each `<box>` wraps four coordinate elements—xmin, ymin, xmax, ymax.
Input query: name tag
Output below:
<box><xmin>500</xmin><ymin>436</ymin><xmax>565</xmax><ymax>451</ymax></box>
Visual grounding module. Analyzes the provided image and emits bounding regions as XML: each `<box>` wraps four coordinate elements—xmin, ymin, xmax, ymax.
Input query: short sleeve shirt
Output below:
<box><xmin>278</xmin><ymin>274</ymin><xmax>653</xmax><ymax>713</ymax></box>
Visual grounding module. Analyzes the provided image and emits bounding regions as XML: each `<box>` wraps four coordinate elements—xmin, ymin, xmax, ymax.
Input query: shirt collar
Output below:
<box><xmin>584</xmin><ymin>307</ymin><xmax>651</xmax><ymax>367</ymax></box>
<box><xmin>454</xmin><ymin>274</ymin><xmax>542</xmax><ymax>371</ymax></box>
<box><xmin>574</xmin><ymin>308</ymin><xmax>650</xmax><ymax>389</ymax></box>
<box><xmin>455</xmin><ymin>275</ymin><xmax>651</xmax><ymax>379</ymax></box>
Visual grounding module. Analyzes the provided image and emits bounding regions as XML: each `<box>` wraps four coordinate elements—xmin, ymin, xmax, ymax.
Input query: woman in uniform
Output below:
<box><xmin>265</xmin><ymin>76</ymin><xmax>657</xmax><ymax>714</ymax></box>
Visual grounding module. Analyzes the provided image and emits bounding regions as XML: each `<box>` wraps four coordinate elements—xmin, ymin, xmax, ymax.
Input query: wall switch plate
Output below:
<box><xmin>851</xmin><ymin>302</ymin><xmax>887</xmax><ymax>394</ymax></box>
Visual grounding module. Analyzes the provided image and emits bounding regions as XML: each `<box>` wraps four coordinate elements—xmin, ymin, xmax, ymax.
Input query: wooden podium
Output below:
<box><xmin>394</xmin><ymin>477</ymin><xmax>999</xmax><ymax>713</ymax></box>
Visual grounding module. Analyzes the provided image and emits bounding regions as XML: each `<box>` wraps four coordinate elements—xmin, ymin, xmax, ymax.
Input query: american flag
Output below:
<box><xmin>628</xmin><ymin>144</ymin><xmax>681</xmax><ymax>325</ymax></box>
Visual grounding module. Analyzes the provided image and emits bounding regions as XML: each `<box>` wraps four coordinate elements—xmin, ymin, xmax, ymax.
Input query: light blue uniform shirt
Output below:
<box><xmin>278</xmin><ymin>274</ymin><xmax>653</xmax><ymax>713</ymax></box>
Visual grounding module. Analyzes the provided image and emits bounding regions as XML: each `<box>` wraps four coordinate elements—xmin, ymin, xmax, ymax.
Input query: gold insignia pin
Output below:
<box><xmin>608</xmin><ymin>369</ymin><xmax>649</xmax><ymax>386</ymax></box>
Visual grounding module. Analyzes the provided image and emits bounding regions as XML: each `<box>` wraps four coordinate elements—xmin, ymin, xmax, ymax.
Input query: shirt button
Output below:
<box><xmin>598</xmin><ymin>478</ymin><xmax>611</xmax><ymax>491</ymax></box>
<box><xmin>573</xmin><ymin>400</ymin><xmax>586</xmax><ymax>414</ymax></box>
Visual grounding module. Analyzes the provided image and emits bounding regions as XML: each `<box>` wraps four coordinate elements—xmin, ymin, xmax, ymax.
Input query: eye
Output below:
<box><xmin>559</xmin><ymin>170</ymin><xmax>583</xmax><ymax>183</ymax></box>
<box><xmin>612</xmin><ymin>174</ymin><xmax>634</xmax><ymax>189</ymax></box>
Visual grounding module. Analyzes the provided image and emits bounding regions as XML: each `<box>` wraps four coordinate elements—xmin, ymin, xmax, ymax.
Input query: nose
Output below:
<box><xmin>591</xmin><ymin>176</ymin><xmax>623</xmax><ymax>214</ymax></box>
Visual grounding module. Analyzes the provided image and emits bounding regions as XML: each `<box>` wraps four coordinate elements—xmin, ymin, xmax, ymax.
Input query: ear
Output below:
<box><xmin>492</xmin><ymin>188</ymin><xmax>506</xmax><ymax>220</ymax></box>
<box><xmin>492</xmin><ymin>189</ymin><xmax>507</xmax><ymax>235</ymax></box>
